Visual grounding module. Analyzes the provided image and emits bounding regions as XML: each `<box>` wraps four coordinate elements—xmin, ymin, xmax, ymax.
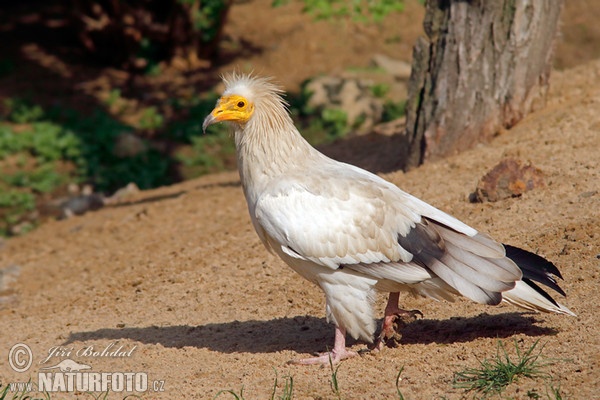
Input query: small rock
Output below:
<box><xmin>60</xmin><ymin>194</ymin><xmax>105</xmax><ymax>218</ymax></box>
<box><xmin>304</xmin><ymin>75</ymin><xmax>384</xmax><ymax>133</ymax></box>
<box><xmin>305</xmin><ymin>75</ymin><xmax>342</xmax><ymax>108</ymax></box>
<box><xmin>373</xmin><ymin>117</ymin><xmax>406</xmax><ymax>136</ymax></box>
<box><xmin>470</xmin><ymin>158</ymin><xmax>545</xmax><ymax>203</ymax></box>
<box><xmin>579</xmin><ymin>190</ymin><xmax>598</xmax><ymax>198</ymax></box>
<box><xmin>113</xmin><ymin>132</ymin><xmax>147</xmax><ymax>158</ymax></box>
<box><xmin>67</xmin><ymin>183</ymin><xmax>80</xmax><ymax>195</ymax></box>
<box><xmin>372</xmin><ymin>54</ymin><xmax>412</xmax><ymax>79</ymax></box>
<box><xmin>106</xmin><ymin>182</ymin><xmax>140</xmax><ymax>204</ymax></box>
<box><xmin>338</xmin><ymin>80</ymin><xmax>362</xmax><ymax>109</ymax></box>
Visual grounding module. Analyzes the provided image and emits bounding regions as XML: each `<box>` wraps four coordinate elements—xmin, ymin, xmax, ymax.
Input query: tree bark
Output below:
<box><xmin>403</xmin><ymin>0</ymin><xmax>563</xmax><ymax>169</ymax></box>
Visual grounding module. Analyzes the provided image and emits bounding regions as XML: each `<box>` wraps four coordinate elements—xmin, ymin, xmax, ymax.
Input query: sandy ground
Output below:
<box><xmin>1</xmin><ymin>52</ymin><xmax>599</xmax><ymax>399</ymax></box>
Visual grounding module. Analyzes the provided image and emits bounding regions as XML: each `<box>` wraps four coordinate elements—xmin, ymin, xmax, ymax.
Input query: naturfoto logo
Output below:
<box><xmin>7</xmin><ymin>342</ymin><xmax>165</xmax><ymax>394</ymax></box>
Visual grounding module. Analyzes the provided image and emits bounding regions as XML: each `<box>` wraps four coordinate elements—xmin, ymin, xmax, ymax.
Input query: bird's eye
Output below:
<box><xmin>237</xmin><ymin>101</ymin><xmax>245</xmax><ymax>108</ymax></box>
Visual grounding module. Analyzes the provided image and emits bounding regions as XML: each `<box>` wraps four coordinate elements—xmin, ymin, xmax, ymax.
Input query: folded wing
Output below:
<box><xmin>254</xmin><ymin>162</ymin><xmax>572</xmax><ymax>314</ymax></box>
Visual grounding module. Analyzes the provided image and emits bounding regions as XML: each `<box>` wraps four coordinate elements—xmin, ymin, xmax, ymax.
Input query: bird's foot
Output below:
<box><xmin>287</xmin><ymin>348</ymin><xmax>358</xmax><ymax>366</ymax></box>
<box><xmin>288</xmin><ymin>326</ymin><xmax>357</xmax><ymax>365</ymax></box>
<box><xmin>372</xmin><ymin>308</ymin><xmax>423</xmax><ymax>352</ymax></box>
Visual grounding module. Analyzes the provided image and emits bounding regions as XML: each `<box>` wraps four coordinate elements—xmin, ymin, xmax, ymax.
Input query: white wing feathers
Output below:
<box><xmin>255</xmin><ymin>167</ymin><xmax>419</xmax><ymax>269</ymax></box>
<box><xmin>253</xmin><ymin>162</ymin><xmax>525</xmax><ymax>306</ymax></box>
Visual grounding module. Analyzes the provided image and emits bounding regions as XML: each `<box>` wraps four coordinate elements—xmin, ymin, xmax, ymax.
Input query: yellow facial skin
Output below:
<box><xmin>202</xmin><ymin>95</ymin><xmax>254</xmax><ymax>133</ymax></box>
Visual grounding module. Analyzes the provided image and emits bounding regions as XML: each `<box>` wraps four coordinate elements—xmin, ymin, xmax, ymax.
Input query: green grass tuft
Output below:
<box><xmin>215</xmin><ymin>369</ymin><xmax>293</xmax><ymax>400</ymax></box>
<box><xmin>328</xmin><ymin>354</ymin><xmax>342</xmax><ymax>400</ymax></box>
<box><xmin>395</xmin><ymin>365</ymin><xmax>406</xmax><ymax>400</ymax></box>
<box><xmin>453</xmin><ymin>340</ymin><xmax>556</xmax><ymax>396</ymax></box>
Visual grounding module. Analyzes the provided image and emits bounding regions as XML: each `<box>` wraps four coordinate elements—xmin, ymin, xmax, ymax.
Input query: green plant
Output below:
<box><xmin>138</xmin><ymin>106</ymin><xmax>165</xmax><ymax>131</ymax></box>
<box><xmin>385</xmin><ymin>34</ymin><xmax>403</xmax><ymax>44</ymax></box>
<box><xmin>175</xmin><ymin>130</ymin><xmax>235</xmax><ymax>179</ymax></box>
<box><xmin>3</xmin><ymin>98</ymin><xmax>45</xmax><ymax>123</ymax></box>
<box><xmin>0</xmin><ymin>190</ymin><xmax>36</xmax><ymax>235</ymax></box>
<box><xmin>104</xmin><ymin>89</ymin><xmax>122</xmax><ymax>108</ymax></box>
<box><xmin>0</xmin><ymin>119</ymin><xmax>87</xmax><ymax>235</ymax></box>
<box><xmin>214</xmin><ymin>370</ymin><xmax>293</xmax><ymax>400</ymax></box>
<box><xmin>298</xmin><ymin>108</ymin><xmax>349</xmax><ymax>144</ymax></box>
<box><xmin>453</xmin><ymin>340</ymin><xmax>557</xmax><ymax>396</ymax></box>
<box><xmin>395</xmin><ymin>365</ymin><xmax>406</xmax><ymax>400</ymax></box>
<box><xmin>382</xmin><ymin>99</ymin><xmax>406</xmax><ymax>122</ymax></box>
<box><xmin>57</xmin><ymin>109</ymin><xmax>171</xmax><ymax>191</ymax></box>
<box><xmin>30</xmin><ymin>122</ymin><xmax>84</xmax><ymax>163</ymax></box>
<box><xmin>0</xmin><ymin>125</ymin><xmax>21</xmax><ymax>158</ymax></box>
<box><xmin>321</xmin><ymin>108</ymin><xmax>349</xmax><ymax>137</ymax></box>
<box><xmin>2</xmin><ymin>165</ymin><xmax>66</xmax><ymax>194</ymax></box>
<box><xmin>546</xmin><ymin>383</ymin><xmax>566</xmax><ymax>400</ymax></box>
<box><xmin>184</xmin><ymin>0</ymin><xmax>231</xmax><ymax>43</ymax></box>
<box><xmin>525</xmin><ymin>383</ymin><xmax>568</xmax><ymax>400</ymax></box>
<box><xmin>0</xmin><ymin>97</ymin><xmax>187</xmax><ymax>236</ymax></box>
<box><xmin>277</xmin><ymin>377</ymin><xmax>294</xmax><ymax>400</ymax></box>
<box><xmin>214</xmin><ymin>387</ymin><xmax>245</xmax><ymax>400</ymax></box>
<box><xmin>136</xmin><ymin>37</ymin><xmax>162</xmax><ymax>76</ymax></box>
<box><xmin>328</xmin><ymin>355</ymin><xmax>342</xmax><ymax>400</ymax></box>
<box><xmin>273</xmin><ymin>0</ymin><xmax>405</xmax><ymax>22</ymax></box>
<box><xmin>371</xmin><ymin>83</ymin><xmax>391</xmax><ymax>98</ymax></box>
<box><xmin>270</xmin><ymin>370</ymin><xmax>294</xmax><ymax>400</ymax></box>
<box><xmin>0</xmin><ymin>121</ymin><xmax>83</xmax><ymax>164</ymax></box>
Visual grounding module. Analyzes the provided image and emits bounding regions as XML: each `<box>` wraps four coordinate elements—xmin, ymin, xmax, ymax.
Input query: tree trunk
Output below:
<box><xmin>402</xmin><ymin>0</ymin><xmax>563</xmax><ymax>170</ymax></box>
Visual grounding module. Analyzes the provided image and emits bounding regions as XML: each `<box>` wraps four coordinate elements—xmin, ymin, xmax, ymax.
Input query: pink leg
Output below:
<box><xmin>373</xmin><ymin>292</ymin><xmax>422</xmax><ymax>351</ymax></box>
<box><xmin>288</xmin><ymin>326</ymin><xmax>358</xmax><ymax>365</ymax></box>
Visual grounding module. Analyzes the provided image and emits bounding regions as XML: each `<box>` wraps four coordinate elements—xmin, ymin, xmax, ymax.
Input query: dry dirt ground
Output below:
<box><xmin>1</xmin><ymin>59</ymin><xmax>600</xmax><ymax>400</ymax></box>
<box><xmin>1</xmin><ymin>1</ymin><xmax>600</xmax><ymax>399</ymax></box>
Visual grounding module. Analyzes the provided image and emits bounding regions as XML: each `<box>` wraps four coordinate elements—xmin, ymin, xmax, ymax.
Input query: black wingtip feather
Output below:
<box><xmin>504</xmin><ymin>244</ymin><xmax>567</xmax><ymax>297</ymax></box>
<box><xmin>522</xmin><ymin>278</ymin><xmax>561</xmax><ymax>308</ymax></box>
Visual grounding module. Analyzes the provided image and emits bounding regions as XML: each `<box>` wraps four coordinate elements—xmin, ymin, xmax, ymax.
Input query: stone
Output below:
<box><xmin>372</xmin><ymin>54</ymin><xmax>412</xmax><ymax>79</ymax></box>
<box><xmin>470</xmin><ymin>158</ymin><xmax>545</xmax><ymax>202</ymax></box>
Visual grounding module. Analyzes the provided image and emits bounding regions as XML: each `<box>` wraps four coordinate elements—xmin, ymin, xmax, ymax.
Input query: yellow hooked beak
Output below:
<box><xmin>202</xmin><ymin>95</ymin><xmax>254</xmax><ymax>133</ymax></box>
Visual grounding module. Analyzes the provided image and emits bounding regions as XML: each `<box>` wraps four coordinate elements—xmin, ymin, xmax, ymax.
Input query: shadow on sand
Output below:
<box><xmin>65</xmin><ymin>312</ymin><xmax>557</xmax><ymax>355</ymax></box>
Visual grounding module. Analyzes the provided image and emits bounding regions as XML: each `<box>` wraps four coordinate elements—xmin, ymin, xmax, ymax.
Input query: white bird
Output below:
<box><xmin>203</xmin><ymin>73</ymin><xmax>575</xmax><ymax>365</ymax></box>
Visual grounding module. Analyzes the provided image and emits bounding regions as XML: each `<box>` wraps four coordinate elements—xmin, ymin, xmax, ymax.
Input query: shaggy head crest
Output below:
<box><xmin>222</xmin><ymin>73</ymin><xmax>286</xmax><ymax>105</ymax></box>
<box><xmin>203</xmin><ymin>73</ymin><xmax>292</xmax><ymax>134</ymax></box>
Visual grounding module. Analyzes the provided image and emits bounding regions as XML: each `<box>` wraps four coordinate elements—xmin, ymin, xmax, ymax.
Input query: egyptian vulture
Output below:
<box><xmin>203</xmin><ymin>73</ymin><xmax>574</xmax><ymax>365</ymax></box>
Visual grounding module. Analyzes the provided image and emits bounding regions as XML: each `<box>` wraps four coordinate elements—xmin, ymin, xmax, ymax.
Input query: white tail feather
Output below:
<box><xmin>502</xmin><ymin>280</ymin><xmax>576</xmax><ymax>316</ymax></box>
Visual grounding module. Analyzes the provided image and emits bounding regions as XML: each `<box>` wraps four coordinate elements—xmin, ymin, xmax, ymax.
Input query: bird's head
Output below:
<box><xmin>202</xmin><ymin>93</ymin><xmax>254</xmax><ymax>133</ymax></box>
<box><xmin>202</xmin><ymin>73</ymin><xmax>289</xmax><ymax>134</ymax></box>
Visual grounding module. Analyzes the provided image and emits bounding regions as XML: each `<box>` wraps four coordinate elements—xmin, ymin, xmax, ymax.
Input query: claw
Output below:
<box><xmin>372</xmin><ymin>293</ymin><xmax>423</xmax><ymax>352</ymax></box>
<box><xmin>396</xmin><ymin>309</ymin><xmax>423</xmax><ymax>322</ymax></box>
